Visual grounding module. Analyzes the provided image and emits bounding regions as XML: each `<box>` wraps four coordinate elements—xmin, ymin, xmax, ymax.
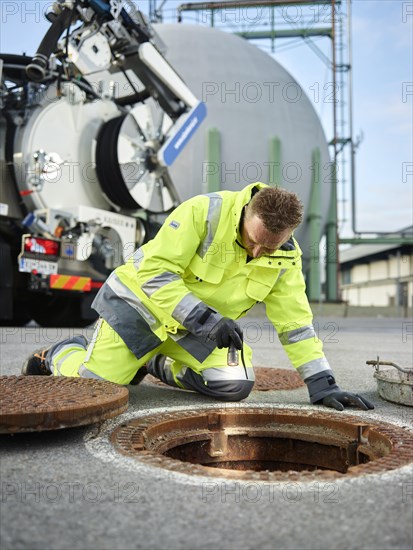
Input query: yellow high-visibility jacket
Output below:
<box><xmin>93</xmin><ymin>183</ymin><xmax>331</xmax><ymax>380</ymax></box>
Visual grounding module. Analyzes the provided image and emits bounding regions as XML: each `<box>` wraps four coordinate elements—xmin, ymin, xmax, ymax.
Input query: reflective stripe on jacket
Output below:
<box><xmin>92</xmin><ymin>183</ymin><xmax>330</xmax><ymax>378</ymax></box>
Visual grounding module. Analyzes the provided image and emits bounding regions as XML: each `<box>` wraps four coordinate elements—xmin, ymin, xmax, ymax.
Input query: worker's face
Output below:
<box><xmin>241</xmin><ymin>214</ymin><xmax>293</xmax><ymax>258</ymax></box>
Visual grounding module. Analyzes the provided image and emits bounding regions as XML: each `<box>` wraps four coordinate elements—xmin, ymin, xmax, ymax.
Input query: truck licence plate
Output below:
<box><xmin>19</xmin><ymin>257</ymin><xmax>58</xmax><ymax>275</ymax></box>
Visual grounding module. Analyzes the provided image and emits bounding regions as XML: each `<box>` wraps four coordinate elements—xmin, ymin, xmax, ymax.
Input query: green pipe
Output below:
<box><xmin>268</xmin><ymin>136</ymin><xmax>281</xmax><ymax>186</ymax></box>
<box><xmin>178</xmin><ymin>1</ymin><xmax>335</xmax><ymax>13</ymax></box>
<box><xmin>326</xmin><ymin>161</ymin><xmax>338</xmax><ymax>301</ymax></box>
<box><xmin>235</xmin><ymin>28</ymin><xmax>332</xmax><ymax>39</ymax></box>
<box><xmin>339</xmin><ymin>238</ymin><xmax>413</xmax><ymax>245</ymax></box>
<box><xmin>206</xmin><ymin>128</ymin><xmax>221</xmax><ymax>193</ymax></box>
<box><xmin>307</xmin><ymin>148</ymin><xmax>322</xmax><ymax>301</ymax></box>
<box><xmin>270</xmin><ymin>6</ymin><xmax>275</xmax><ymax>53</ymax></box>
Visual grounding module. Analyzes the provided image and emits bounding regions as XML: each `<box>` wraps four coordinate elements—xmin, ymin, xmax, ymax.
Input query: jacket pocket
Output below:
<box><xmin>186</xmin><ymin>253</ymin><xmax>225</xmax><ymax>284</ymax></box>
<box><xmin>246</xmin><ymin>277</ymin><xmax>274</xmax><ymax>302</ymax></box>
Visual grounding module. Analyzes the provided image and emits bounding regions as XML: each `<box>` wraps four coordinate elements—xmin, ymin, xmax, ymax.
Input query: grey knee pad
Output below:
<box><xmin>181</xmin><ymin>368</ymin><xmax>254</xmax><ymax>401</ymax></box>
<box><xmin>207</xmin><ymin>378</ymin><xmax>255</xmax><ymax>402</ymax></box>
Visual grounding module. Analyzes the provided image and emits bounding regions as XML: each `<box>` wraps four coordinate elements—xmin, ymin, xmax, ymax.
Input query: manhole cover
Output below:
<box><xmin>253</xmin><ymin>368</ymin><xmax>304</xmax><ymax>391</ymax></box>
<box><xmin>0</xmin><ymin>376</ymin><xmax>129</xmax><ymax>433</ymax></box>
<box><xmin>145</xmin><ymin>367</ymin><xmax>304</xmax><ymax>391</ymax></box>
<box><xmin>111</xmin><ymin>407</ymin><xmax>413</xmax><ymax>481</ymax></box>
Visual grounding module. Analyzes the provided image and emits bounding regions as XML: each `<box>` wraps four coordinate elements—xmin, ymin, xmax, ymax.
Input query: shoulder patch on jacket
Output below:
<box><xmin>169</xmin><ymin>220</ymin><xmax>180</xmax><ymax>230</ymax></box>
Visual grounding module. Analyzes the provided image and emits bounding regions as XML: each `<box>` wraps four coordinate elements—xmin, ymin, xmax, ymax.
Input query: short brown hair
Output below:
<box><xmin>246</xmin><ymin>187</ymin><xmax>303</xmax><ymax>233</ymax></box>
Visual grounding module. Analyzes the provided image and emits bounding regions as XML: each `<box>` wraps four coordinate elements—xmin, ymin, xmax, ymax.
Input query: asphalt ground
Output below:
<box><xmin>1</xmin><ymin>315</ymin><xmax>412</xmax><ymax>550</ymax></box>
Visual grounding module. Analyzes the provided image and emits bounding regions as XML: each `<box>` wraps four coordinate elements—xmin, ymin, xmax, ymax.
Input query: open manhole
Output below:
<box><xmin>111</xmin><ymin>407</ymin><xmax>413</xmax><ymax>481</ymax></box>
<box><xmin>145</xmin><ymin>367</ymin><xmax>304</xmax><ymax>391</ymax></box>
<box><xmin>0</xmin><ymin>376</ymin><xmax>129</xmax><ymax>433</ymax></box>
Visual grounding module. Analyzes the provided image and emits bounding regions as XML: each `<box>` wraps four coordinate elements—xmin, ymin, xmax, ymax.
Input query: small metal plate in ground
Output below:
<box><xmin>0</xmin><ymin>376</ymin><xmax>129</xmax><ymax>433</ymax></box>
<box><xmin>111</xmin><ymin>407</ymin><xmax>413</xmax><ymax>482</ymax></box>
<box><xmin>145</xmin><ymin>367</ymin><xmax>304</xmax><ymax>391</ymax></box>
<box><xmin>253</xmin><ymin>367</ymin><xmax>304</xmax><ymax>391</ymax></box>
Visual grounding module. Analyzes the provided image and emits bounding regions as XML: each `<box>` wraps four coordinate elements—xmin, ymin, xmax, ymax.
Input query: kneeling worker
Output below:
<box><xmin>23</xmin><ymin>183</ymin><xmax>374</xmax><ymax>411</ymax></box>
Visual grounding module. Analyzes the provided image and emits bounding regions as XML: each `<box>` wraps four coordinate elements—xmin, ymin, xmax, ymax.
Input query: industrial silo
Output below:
<box><xmin>155</xmin><ymin>23</ymin><xmax>332</xmax><ymax>276</ymax></box>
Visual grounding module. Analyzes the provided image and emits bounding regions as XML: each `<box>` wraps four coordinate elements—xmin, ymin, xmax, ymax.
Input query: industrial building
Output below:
<box><xmin>339</xmin><ymin>230</ymin><xmax>413</xmax><ymax>312</ymax></box>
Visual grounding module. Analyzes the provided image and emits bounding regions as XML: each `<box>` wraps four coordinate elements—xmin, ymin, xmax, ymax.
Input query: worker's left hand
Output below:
<box><xmin>321</xmin><ymin>391</ymin><xmax>375</xmax><ymax>411</ymax></box>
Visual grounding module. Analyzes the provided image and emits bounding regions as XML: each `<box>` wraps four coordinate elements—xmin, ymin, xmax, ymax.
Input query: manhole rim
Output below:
<box><xmin>109</xmin><ymin>405</ymin><xmax>413</xmax><ymax>483</ymax></box>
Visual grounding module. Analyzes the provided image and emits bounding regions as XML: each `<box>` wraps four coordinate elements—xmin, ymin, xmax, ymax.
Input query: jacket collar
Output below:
<box><xmin>232</xmin><ymin>182</ymin><xmax>268</xmax><ymax>233</ymax></box>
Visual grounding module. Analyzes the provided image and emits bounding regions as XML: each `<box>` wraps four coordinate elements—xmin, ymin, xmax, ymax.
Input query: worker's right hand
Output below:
<box><xmin>208</xmin><ymin>317</ymin><xmax>243</xmax><ymax>350</ymax></box>
<box><xmin>321</xmin><ymin>391</ymin><xmax>375</xmax><ymax>411</ymax></box>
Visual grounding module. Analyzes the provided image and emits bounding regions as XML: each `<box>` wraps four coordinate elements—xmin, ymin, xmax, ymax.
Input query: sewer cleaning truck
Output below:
<box><xmin>1</xmin><ymin>0</ymin><xmax>334</xmax><ymax>327</ymax></box>
<box><xmin>0</xmin><ymin>0</ymin><xmax>206</xmax><ymax>326</ymax></box>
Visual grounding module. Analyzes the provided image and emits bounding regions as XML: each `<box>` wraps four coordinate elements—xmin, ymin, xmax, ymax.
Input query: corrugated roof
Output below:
<box><xmin>339</xmin><ymin>227</ymin><xmax>413</xmax><ymax>264</ymax></box>
<box><xmin>340</xmin><ymin>243</ymin><xmax>401</xmax><ymax>263</ymax></box>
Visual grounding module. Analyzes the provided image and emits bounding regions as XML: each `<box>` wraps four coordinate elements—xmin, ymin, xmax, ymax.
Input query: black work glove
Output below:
<box><xmin>320</xmin><ymin>391</ymin><xmax>375</xmax><ymax>411</ymax></box>
<box><xmin>208</xmin><ymin>317</ymin><xmax>243</xmax><ymax>350</ymax></box>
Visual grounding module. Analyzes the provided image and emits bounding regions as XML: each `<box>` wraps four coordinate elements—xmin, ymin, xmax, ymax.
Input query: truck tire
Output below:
<box><xmin>0</xmin><ymin>238</ymin><xmax>32</xmax><ymax>326</ymax></box>
<box><xmin>28</xmin><ymin>295</ymin><xmax>97</xmax><ymax>328</ymax></box>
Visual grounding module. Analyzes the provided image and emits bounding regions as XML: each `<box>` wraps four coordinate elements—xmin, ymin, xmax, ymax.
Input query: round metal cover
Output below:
<box><xmin>253</xmin><ymin>367</ymin><xmax>304</xmax><ymax>391</ymax></box>
<box><xmin>0</xmin><ymin>376</ymin><xmax>129</xmax><ymax>433</ymax></box>
<box><xmin>145</xmin><ymin>367</ymin><xmax>304</xmax><ymax>391</ymax></box>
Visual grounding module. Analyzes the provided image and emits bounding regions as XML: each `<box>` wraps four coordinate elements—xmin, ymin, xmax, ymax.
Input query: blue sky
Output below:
<box><xmin>1</xmin><ymin>0</ymin><xmax>412</xmax><ymax>235</ymax></box>
<box><xmin>271</xmin><ymin>0</ymin><xmax>413</xmax><ymax>235</ymax></box>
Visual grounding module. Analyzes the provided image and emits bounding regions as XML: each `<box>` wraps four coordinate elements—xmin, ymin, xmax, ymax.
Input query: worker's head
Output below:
<box><xmin>241</xmin><ymin>187</ymin><xmax>303</xmax><ymax>258</ymax></box>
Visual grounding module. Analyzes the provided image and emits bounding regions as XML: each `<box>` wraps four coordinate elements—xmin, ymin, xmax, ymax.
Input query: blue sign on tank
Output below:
<box><xmin>89</xmin><ymin>0</ymin><xmax>111</xmax><ymax>16</ymax></box>
<box><xmin>161</xmin><ymin>102</ymin><xmax>207</xmax><ymax>166</ymax></box>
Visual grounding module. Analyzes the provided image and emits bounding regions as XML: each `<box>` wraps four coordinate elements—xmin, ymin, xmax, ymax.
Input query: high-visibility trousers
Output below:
<box><xmin>47</xmin><ymin>318</ymin><xmax>255</xmax><ymax>402</ymax></box>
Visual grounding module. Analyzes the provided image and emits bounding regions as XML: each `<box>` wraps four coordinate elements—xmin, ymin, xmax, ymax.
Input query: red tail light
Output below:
<box><xmin>24</xmin><ymin>237</ymin><xmax>59</xmax><ymax>256</ymax></box>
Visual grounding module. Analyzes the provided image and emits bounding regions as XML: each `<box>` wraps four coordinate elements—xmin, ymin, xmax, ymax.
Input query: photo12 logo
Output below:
<box><xmin>201</xmin><ymin>481</ymin><xmax>340</xmax><ymax>504</ymax></box>
<box><xmin>1</xmin><ymin>2</ymin><xmax>54</xmax><ymax>24</ymax></box>
<box><xmin>1</xmin><ymin>481</ymin><xmax>141</xmax><ymax>503</ymax></box>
